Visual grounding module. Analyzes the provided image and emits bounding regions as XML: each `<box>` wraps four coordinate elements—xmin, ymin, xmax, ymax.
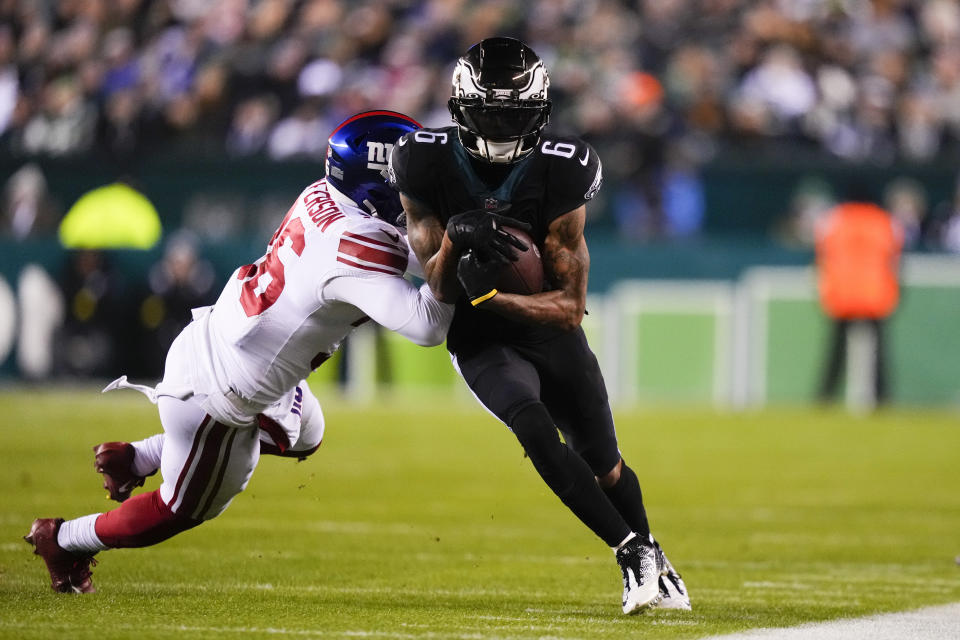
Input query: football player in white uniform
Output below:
<box><xmin>25</xmin><ymin>111</ymin><xmax>454</xmax><ymax>594</ymax></box>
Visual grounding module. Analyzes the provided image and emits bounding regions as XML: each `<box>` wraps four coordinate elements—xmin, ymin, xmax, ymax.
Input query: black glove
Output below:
<box><xmin>457</xmin><ymin>249</ymin><xmax>505</xmax><ymax>306</ymax></box>
<box><xmin>446</xmin><ymin>207</ymin><xmax>532</xmax><ymax>261</ymax></box>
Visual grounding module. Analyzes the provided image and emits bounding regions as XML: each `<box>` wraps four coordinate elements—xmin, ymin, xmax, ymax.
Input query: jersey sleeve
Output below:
<box><xmin>316</xmin><ymin>216</ymin><xmax>452</xmax><ymax>346</ymax></box>
<box><xmin>404</xmin><ymin>238</ymin><xmax>426</xmax><ymax>279</ymax></box>
<box><xmin>542</xmin><ymin>137</ymin><xmax>603</xmax><ymax>224</ymax></box>
<box><xmin>387</xmin><ymin>129</ymin><xmax>447</xmax><ymax>210</ymax></box>
<box><xmin>331</xmin><ymin>218</ymin><xmax>409</xmax><ymax>277</ymax></box>
<box><xmin>323</xmin><ymin>275</ymin><xmax>453</xmax><ymax>347</ymax></box>
<box><xmin>386</xmin><ymin>131</ymin><xmax>412</xmax><ymax>195</ymax></box>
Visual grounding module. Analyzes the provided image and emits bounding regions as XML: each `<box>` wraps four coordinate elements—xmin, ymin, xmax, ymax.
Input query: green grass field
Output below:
<box><xmin>0</xmin><ymin>389</ymin><xmax>958</xmax><ymax>639</ymax></box>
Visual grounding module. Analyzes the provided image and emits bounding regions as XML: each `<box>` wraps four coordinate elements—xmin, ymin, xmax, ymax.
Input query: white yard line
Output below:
<box><xmin>702</xmin><ymin>602</ymin><xmax>960</xmax><ymax>640</ymax></box>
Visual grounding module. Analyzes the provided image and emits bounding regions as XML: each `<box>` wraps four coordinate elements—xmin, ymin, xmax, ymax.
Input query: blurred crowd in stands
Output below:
<box><xmin>7</xmin><ymin>0</ymin><xmax>960</xmax><ymax>159</ymax></box>
<box><xmin>3</xmin><ymin>0</ymin><xmax>960</xmax><ymax>245</ymax></box>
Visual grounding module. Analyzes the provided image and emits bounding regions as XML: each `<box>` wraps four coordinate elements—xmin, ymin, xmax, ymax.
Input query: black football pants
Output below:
<box><xmin>452</xmin><ymin>328</ymin><xmax>633</xmax><ymax>547</ymax></box>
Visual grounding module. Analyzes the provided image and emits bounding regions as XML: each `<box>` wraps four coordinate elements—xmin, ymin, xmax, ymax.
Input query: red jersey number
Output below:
<box><xmin>238</xmin><ymin>214</ymin><xmax>306</xmax><ymax>317</ymax></box>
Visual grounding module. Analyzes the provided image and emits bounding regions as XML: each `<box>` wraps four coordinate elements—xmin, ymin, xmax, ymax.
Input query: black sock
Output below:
<box><xmin>511</xmin><ymin>403</ymin><xmax>631</xmax><ymax>547</ymax></box>
<box><xmin>602</xmin><ymin>462</ymin><xmax>651</xmax><ymax>541</ymax></box>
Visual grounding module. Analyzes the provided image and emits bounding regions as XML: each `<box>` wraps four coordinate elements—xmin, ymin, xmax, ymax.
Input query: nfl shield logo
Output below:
<box><xmin>484</xmin><ymin>197</ymin><xmax>500</xmax><ymax>210</ymax></box>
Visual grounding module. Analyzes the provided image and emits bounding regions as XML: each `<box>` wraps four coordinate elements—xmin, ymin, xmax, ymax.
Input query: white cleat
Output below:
<box><xmin>653</xmin><ymin>538</ymin><xmax>691</xmax><ymax>611</ymax></box>
<box><xmin>615</xmin><ymin>535</ymin><xmax>661</xmax><ymax>614</ymax></box>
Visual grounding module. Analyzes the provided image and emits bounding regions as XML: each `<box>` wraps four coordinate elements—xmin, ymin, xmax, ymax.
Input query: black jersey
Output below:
<box><xmin>388</xmin><ymin>126</ymin><xmax>603</xmax><ymax>352</ymax></box>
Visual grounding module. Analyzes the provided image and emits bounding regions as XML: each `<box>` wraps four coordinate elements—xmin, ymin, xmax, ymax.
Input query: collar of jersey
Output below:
<box><xmin>451</xmin><ymin>138</ymin><xmax>533</xmax><ymax>202</ymax></box>
<box><xmin>325</xmin><ymin>179</ymin><xmax>370</xmax><ymax>218</ymax></box>
<box><xmin>325</xmin><ymin>179</ymin><xmax>410</xmax><ymax>245</ymax></box>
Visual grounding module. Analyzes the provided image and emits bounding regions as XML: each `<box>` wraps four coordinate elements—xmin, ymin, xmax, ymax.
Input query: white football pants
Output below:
<box><xmin>155</xmin><ymin>384</ymin><xmax>323</xmax><ymax>521</ymax></box>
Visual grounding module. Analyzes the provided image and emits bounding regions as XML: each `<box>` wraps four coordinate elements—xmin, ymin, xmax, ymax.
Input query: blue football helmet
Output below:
<box><xmin>325</xmin><ymin>110</ymin><xmax>421</xmax><ymax>228</ymax></box>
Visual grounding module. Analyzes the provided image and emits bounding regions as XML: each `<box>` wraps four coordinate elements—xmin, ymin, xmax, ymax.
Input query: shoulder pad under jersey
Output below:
<box><xmin>535</xmin><ymin>134</ymin><xmax>603</xmax><ymax>213</ymax></box>
<box><xmin>387</xmin><ymin>127</ymin><xmax>456</xmax><ymax>205</ymax></box>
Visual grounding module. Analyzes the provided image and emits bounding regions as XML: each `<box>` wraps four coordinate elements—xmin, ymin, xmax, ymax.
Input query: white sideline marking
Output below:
<box><xmin>702</xmin><ymin>602</ymin><xmax>960</xmax><ymax>640</ymax></box>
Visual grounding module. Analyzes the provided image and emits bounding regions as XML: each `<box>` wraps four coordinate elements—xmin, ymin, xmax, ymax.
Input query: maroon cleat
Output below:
<box><xmin>93</xmin><ymin>442</ymin><xmax>145</xmax><ymax>502</ymax></box>
<box><xmin>24</xmin><ymin>518</ymin><xmax>97</xmax><ymax>594</ymax></box>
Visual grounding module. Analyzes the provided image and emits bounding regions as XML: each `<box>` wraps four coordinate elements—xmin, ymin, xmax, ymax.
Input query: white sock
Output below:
<box><xmin>131</xmin><ymin>434</ymin><xmax>164</xmax><ymax>477</ymax></box>
<box><xmin>613</xmin><ymin>531</ymin><xmax>637</xmax><ymax>552</ymax></box>
<box><xmin>58</xmin><ymin>514</ymin><xmax>108</xmax><ymax>554</ymax></box>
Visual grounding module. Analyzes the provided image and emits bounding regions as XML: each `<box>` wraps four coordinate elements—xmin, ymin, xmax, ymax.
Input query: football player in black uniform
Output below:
<box><xmin>388</xmin><ymin>37</ymin><xmax>689</xmax><ymax>614</ymax></box>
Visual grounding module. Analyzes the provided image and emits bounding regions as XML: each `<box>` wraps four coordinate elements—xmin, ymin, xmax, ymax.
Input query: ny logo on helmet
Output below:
<box><xmin>367</xmin><ymin>142</ymin><xmax>394</xmax><ymax>171</ymax></box>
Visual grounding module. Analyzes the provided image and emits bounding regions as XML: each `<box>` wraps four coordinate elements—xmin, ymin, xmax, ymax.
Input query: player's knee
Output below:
<box><xmin>290</xmin><ymin>442</ymin><xmax>321</xmax><ymax>461</ymax></box>
<box><xmin>260</xmin><ymin>440</ymin><xmax>320</xmax><ymax>459</ymax></box>
<box><xmin>596</xmin><ymin>458</ymin><xmax>623</xmax><ymax>489</ymax></box>
<box><xmin>570</xmin><ymin>431</ymin><xmax>622</xmax><ymax>479</ymax></box>
<box><xmin>287</xmin><ymin>415</ymin><xmax>323</xmax><ymax>459</ymax></box>
<box><xmin>510</xmin><ymin>403</ymin><xmax>567</xmax><ymax>468</ymax></box>
<box><xmin>297</xmin><ymin>389</ymin><xmax>326</xmax><ymax>451</ymax></box>
<box><xmin>296</xmin><ymin>421</ymin><xmax>323</xmax><ymax>453</ymax></box>
<box><xmin>512</xmin><ymin>404</ymin><xmax>604</xmax><ymax>500</ymax></box>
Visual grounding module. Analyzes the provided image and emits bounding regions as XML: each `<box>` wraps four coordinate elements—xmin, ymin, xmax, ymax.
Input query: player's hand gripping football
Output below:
<box><xmin>446</xmin><ymin>207</ymin><xmax>531</xmax><ymax>261</ymax></box>
<box><xmin>457</xmin><ymin>249</ymin><xmax>506</xmax><ymax>306</ymax></box>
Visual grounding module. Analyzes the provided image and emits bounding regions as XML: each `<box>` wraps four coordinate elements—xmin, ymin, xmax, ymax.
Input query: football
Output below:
<box><xmin>496</xmin><ymin>227</ymin><xmax>544</xmax><ymax>295</ymax></box>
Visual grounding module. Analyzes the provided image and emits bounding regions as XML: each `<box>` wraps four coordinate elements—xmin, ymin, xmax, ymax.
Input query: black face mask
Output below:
<box><xmin>449</xmin><ymin>98</ymin><xmax>551</xmax><ymax>142</ymax></box>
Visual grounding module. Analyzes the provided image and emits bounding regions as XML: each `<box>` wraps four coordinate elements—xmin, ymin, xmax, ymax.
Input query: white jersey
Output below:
<box><xmin>155</xmin><ymin>178</ymin><xmax>452</xmax><ymax>430</ymax></box>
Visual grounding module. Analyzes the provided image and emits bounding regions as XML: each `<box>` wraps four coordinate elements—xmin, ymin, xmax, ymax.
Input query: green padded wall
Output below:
<box><xmin>889</xmin><ymin>286</ymin><xmax>960</xmax><ymax>405</ymax></box>
<box><xmin>380</xmin><ymin>330</ymin><xmax>456</xmax><ymax>390</ymax></box>
<box><xmin>764</xmin><ymin>298</ymin><xmax>830</xmax><ymax>404</ymax></box>
<box><xmin>632</xmin><ymin>312</ymin><xmax>718</xmax><ymax>405</ymax></box>
<box><xmin>756</xmin><ymin>279</ymin><xmax>960</xmax><ymax>407</ymax></box>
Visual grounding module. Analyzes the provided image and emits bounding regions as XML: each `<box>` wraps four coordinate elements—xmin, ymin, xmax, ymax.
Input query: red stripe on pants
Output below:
<box><xmin>194</xmin><ymin>428</ymin><xmax>238</xmax><ymax>520</ymax></box>
<box><xmin>176</xmin><ymin>422</ymin><xmax>229</xmax><ymax>518</ymax></box>
<box><xmin>170</xmin><ymin>415</ymin><xmax>211</xmax><ymax>508</ymax></box>
<box><xmin>95</xmin><ymin>489</ymin><xmax>199</xmax><ymax>548</ymax></box>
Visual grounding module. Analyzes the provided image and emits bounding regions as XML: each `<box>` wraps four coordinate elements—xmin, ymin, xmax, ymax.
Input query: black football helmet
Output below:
<box><xmin>448</xmin><ymin>37</ymin><xmax>552</xmax><ymax>164</ymax></box>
